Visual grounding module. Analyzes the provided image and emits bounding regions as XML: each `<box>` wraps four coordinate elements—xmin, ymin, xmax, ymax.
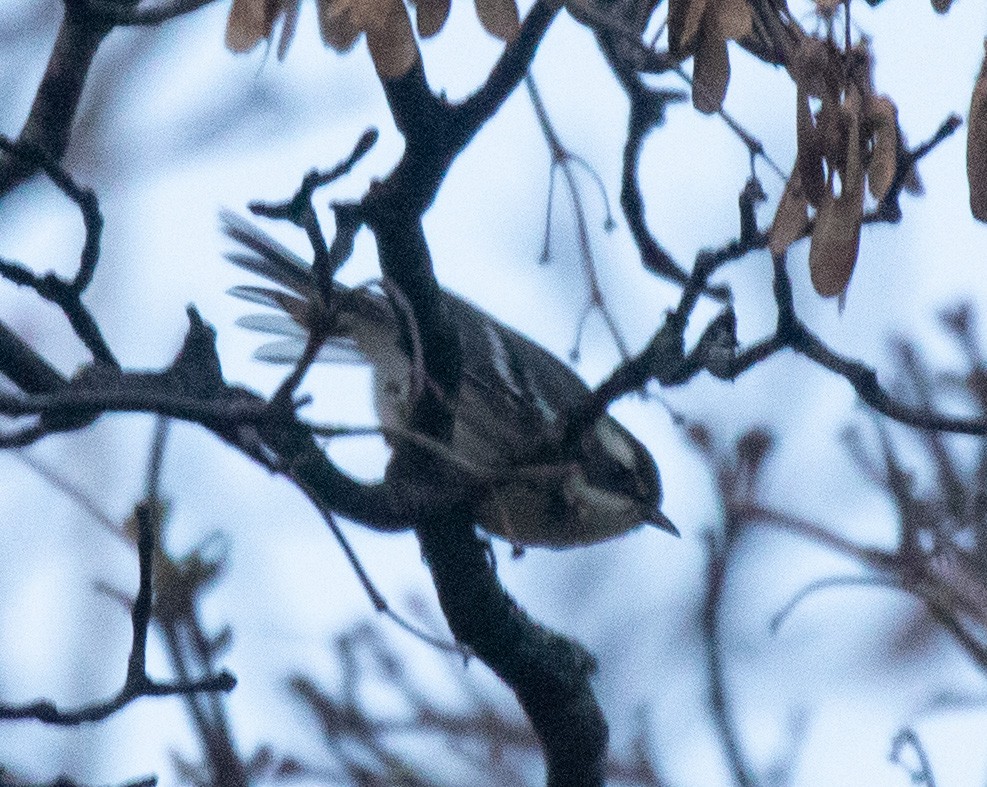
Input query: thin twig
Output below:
<box><xmin>0</xmin><ymin>136</ymin><xmax>113</xmax><ymax>367</ymax></box>
<box><xmin>525</xmin><ymin>75</ymin><xmax>629</xmax><ymax>360</ymax></box>
<box><xmin>890</xmin><ymin>728</ymin><xmax>938</xmax><ymax>787</ymax></box>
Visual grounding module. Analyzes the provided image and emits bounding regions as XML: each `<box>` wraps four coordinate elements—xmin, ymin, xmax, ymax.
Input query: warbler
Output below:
<box><xmin>222</xmin><ymin>212</ymin><xmax>677</xmax><ymax>548</ymax></box>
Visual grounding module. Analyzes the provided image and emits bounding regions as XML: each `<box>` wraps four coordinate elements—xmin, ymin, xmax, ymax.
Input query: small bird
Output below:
<box><xmin>222</xmin><ymin>212</ymin><xmax>677</xmax><ymax>548</ymax></box>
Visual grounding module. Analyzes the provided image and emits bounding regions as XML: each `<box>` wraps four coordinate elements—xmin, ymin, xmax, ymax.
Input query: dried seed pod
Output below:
<box><xmin>476</xmin><ymin>0</ymin><xmax>521</xmax><ymax>41</ymax></box>
<box><xmin>411</xmin><ymin>0</ymin><xmax>451</xmax><ymax>37</ymax></box>
<box><xmin>688</xmin><ymin>0</ymin><xmax>751</xmax><ymax>113</ymax></box>
<box><xmin>693</xmin><ymin>22</ymin><xmax>730</xmax><ymax>113</ymax></box>
<box><xmin>931</xmin><ymin>0</ymin><xmax>955</xmax><ymax>13</ymax></box>
<box><xmin>364</xmin><ymin>0</ymin><xmax>419</xmax><ymax>78</ymax></box>
<box><xmin>809</xmin><ymin>89</ymin><xmax>865</xmax><ymax>297</ymax></box>
<box><xmin>796</xmin><ymin>84</ymin><xmax>826</xmax><ymax>206</ymax></box>
<box><xmin>818</xmin><ymin>97</ymin><xmax>850</xmax><ymax>173</ymax></box>
<box><xmin>769</xmin><ymin>165</ymin><xmax>811</xmax><ymax>256</ymax></box>
<box><xmin>968</xmin><ymin>42</ymin><xmax>987</xmax><ymax>222</ymax></box>
<box><xmin>225</xmin><ymin>0</ymin><xmax>278</xmax><ymax>53</ymax></box>
<box><xmin>792</xmin><ymin>37</ymin><xmax>833</xmax><ymax>98</ymax></box>
<box><xmin>318</xmin><ymin>0</ymin><xmax>364</xmax><ymax>51</ymax></box>
<box><xmin>717</xmin><ymin>0</ymin><xmax>753</xmax><ymax>40</ymax></box>
<box><xmin>668</xmin><ymin>0</ymin><xmax>712</xmax><ymax>56</ymax></box>
<box><xmin>866</xmin><ymin>95</ymin><xmax>899</xmax><ymax>201</ymax></box>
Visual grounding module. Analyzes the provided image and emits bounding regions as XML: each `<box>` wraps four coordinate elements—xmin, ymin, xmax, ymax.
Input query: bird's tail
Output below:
<box><xmin>220</xmin><ymin>210</ymin><xmax>391</xmax><ymax>366</ymax></box>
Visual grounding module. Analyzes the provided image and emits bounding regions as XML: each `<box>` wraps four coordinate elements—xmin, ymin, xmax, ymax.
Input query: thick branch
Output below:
<box><xmin>357</xmin><ymin>5</ymin><xmax>611</xmax><ymax>776</ymax></box>
<box><xmin>0</xmin><ymin>2</ymin><xmax>137</xmax><ymax>194</ymax></box>
<box><xmin>86</xmin><ymin>0</ymin><xmax>220</xmax><ymax>25</ymax></box>
<box><xmin>375</xmin><ymin>1</ymin><xmax>560</xmax><ymax>218</ymax></box>
<box><xmin>419</xmin><ymin>507</ymin><xmax>607</xmax><ymax>786</ymax></box>
<box><xmin>0</xmin><ymin>313</ymin><xmax>405</xmax><ymax>531</ymax></box>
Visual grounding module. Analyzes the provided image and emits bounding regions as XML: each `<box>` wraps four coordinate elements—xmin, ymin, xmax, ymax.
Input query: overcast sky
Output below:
<box><xmin>2</xmin><ymin>0</ymin><xmax>987</xmax><ymax>784</ymax></box>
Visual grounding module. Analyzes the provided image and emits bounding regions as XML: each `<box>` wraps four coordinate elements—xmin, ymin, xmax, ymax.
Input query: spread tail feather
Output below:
<box><xmin>221</xmin><ymin>211</ymin><xmax>389</xmax><ymax>367</ymax></box>
<box><xmin>220</xmin><ymin>210</ymin><xmax>313</xmax><ymax>296</ymax></box>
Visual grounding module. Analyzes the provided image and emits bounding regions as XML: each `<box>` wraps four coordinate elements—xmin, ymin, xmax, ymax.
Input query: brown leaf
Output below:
<box><xmin>866</xmin><ymin>95</ymin><xmax>898</xmax><ymax>201</ymax></box>
<box><xmin>225</xmin><ymin>0</ymin><xmax>276</xmax><ymax>53</ymax></box>
<box><xmin>809</xmin><ymin>90</ymin><xmax>865</xmax><ymax>297</ymax></box>
<box><xmin>475</xmin><ymin>0</ymin><xmax>520</xmax><ymax>41</ymax></box>
<box><xmin>411</xmin><ymin>0</ymin><xmax>451</xmax><ymax>37</ymax></box>
<box><xmin>968</xmin><ymin>42</ymin><xmax>987</xmax><ymax>222</ymax></box>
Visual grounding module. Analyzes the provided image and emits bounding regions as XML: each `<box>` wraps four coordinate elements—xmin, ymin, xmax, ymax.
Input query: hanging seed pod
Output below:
<box><xmin>866</xmin><ymin>96</ymin><xmax>899</xmax><ymax>201</ymax></box>
<box><xmin>716</xmin><ymin>0</ymin><xmax>754</xmax><ymax>41</ymax></box>
<box><xmin>411</xmin><ymin>0</ymin><xmax>451</xmax><ymax>37</ymax></box>
<box><xmin>968</xmin><ymin>41</ymin><xmax>987</xmax><ymax>222</ymax></box>
<box><xmin>809</xmin><ymin>89</ymin><xmax>865</xmax><ymax>297</ymax></box>
<box><xmin>793</xmin><ymin>37</ymin><xmax>833</xmax><ymax>98</ymax></box>
<box><xmin>931</xmin><ymin>0</ymin><xmax>955</xmax><ymax>13</ymax></box>
<box><xmin>669</xmin><ymin>0</ymin><xmax>751</xmax><ymax>111</ymax></box>
<box><xmin>668</xmin><ymin>0</ymin><xmax>712</xmax><ymax>56</ymax></box>
<box><xmin>796</xmin><ymin>84</ymin><xmax>826</xmax><ymax>206</ymax></box>
<box><xmin>769</xmin><ymin>165</ymin><xmax>811</xmax><ymax>256</ymax></box>
<box><xmin>318</xmin><ymin>0</ymin><xmax>364</xmax><ymax>51</ymax></box>
<box><xmin>225</xmin><ymin>0</ymin><xmax>279</xmax><ymax>52</ymax></box>
<box><xmin>363</xmin><ymin>0</ymin><xmax>419</xmax><ymax>79</ymax></box>
<box><xmin>476</xmin><ymin>0</ymin><xmax>521</xmax><ymax>41</ymax></box>
<box><xmin>689</xmin><ymin>0</ymin><xmax>752</xmax><ymax>113</ymax></box>
<box><xmin>693</xmin><ymin>22</ymin><xmax>730</xmax><ymax>113</ymax></box>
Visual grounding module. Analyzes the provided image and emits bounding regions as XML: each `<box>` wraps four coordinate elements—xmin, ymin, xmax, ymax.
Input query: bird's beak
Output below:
<box><xmin>645</xmin><ymin>507</ymin><xmax>680</xmax><ymax>538</ymax></box>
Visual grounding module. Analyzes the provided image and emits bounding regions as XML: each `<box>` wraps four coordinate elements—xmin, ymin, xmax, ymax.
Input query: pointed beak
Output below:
<box><xmin>645</xmin><ymin>508</ymin><xmax>680</xmax><ymax>538</ymax></box>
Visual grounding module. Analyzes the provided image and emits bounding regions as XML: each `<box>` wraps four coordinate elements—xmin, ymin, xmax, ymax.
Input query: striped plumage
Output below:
<box><xmin>222</xmin><ymin>212</ymin><xmax>676</xmax><ymax>547</ymax></box>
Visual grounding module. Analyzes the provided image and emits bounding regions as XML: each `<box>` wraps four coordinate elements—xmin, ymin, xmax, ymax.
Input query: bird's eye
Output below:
<box><xmin>578</xmin><ymin>420</ymin><xmax>659</xmax><ymax>504</ymax></box>
<box><xmin>580</xmin><ymin>433</ymin><xmax>641</xmax><ymax>499</ymax></box>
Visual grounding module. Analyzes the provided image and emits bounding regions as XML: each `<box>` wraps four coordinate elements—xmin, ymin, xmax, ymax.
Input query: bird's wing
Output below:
<box><xmin>220</xmin><ymin>213</ymin><xmax>592</xmax><ymax>462</ymax></box>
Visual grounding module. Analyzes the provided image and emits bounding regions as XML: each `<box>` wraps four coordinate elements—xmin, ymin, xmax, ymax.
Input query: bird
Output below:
<box><xmin>221</xmin><ymin>211</ymin><xmax>677</xmax><ymax>548</ymax></box>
